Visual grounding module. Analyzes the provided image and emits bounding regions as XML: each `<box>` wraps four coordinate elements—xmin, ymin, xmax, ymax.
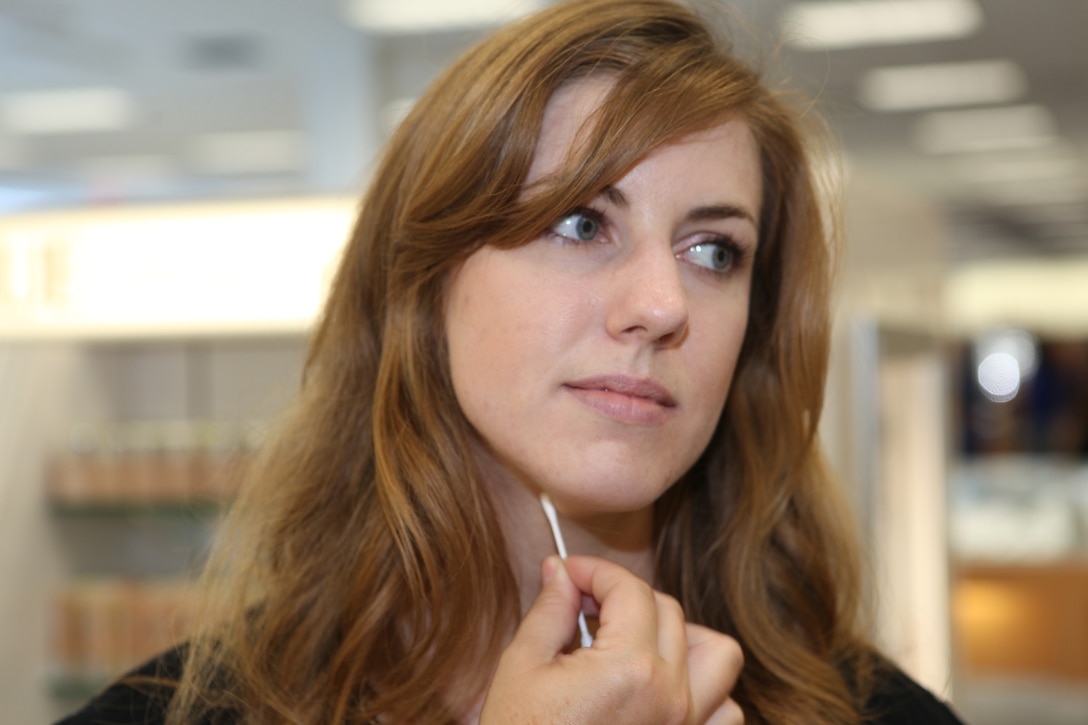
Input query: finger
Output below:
<box><xmin>685</xmin><ymin>624</ymin><xmax>743</xmax><ymax>723</ymax></box>
<box><xmin>563</xmin><ymin>555</ymin><xmax>659</xmax><ymax>652</ymax></box>
<box><xmin>653</xmin><ymin>591</ymin><xmax>688</xmax><ymax>667</ymax></box>
<box><xmin>704</xmin><ymin>698</ymin><xmax>744</xmax><ymax>725</ymax></box>
<box><xmin>506</xmin><ymin>556</ymin><xmax>582</xmax><ymax>665</ymax></box>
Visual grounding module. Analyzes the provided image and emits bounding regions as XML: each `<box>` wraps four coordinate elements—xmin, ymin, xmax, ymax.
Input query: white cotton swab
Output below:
<box><xmin>539</xmin><ymin>493</ymin><xmax>594</xmax><ymax>648</ymax></box>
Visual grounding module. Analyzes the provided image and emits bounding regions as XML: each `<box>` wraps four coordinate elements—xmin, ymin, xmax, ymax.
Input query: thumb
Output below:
<box><xmin>507</xmin><ymin>556</ymin><xmax>582</xmax><ymax>664</ymax></box>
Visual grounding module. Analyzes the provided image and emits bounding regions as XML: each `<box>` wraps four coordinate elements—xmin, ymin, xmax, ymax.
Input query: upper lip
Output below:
<box><xmin>564</xmin><ymin>375</ymin><xmax>677</xmax><ymax>407</ymax></box>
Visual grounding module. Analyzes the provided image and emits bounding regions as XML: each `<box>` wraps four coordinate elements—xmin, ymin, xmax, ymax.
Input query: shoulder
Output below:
<box><xmin>863</xmin><ymin>663</ymin><xmax>967</xmax><ymax>724</ymax></box>
<box><xmin>53</xmin><ymin>648</ymin><xmax>192</xmax><ymax>725</ymax></box>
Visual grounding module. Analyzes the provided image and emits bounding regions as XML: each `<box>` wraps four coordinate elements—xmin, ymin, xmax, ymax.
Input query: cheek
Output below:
<box><xmin>449</xmin><ymin>265</ymin><xmax>590</xmax><ymax>373</ymax></box>
<box><xmin>691</xmin><ymin>298</ymin><xmax>749</xmax><ymax>393</ymax></box>
<box><xmin>448</xmin><ymin>296</ymin><xmax>507</xmax><ymax>420</ymax></box>
<box><xmin>446</xmin><ymin>266</ymin><xmax>559</xmax><ymax>424</ymax></box>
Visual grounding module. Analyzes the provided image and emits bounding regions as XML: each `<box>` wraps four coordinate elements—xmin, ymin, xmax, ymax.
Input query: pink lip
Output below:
<box><xmin>563</xmin><ymin>375</ymin><xmax>677</xmax><ymax>425</ymax></box>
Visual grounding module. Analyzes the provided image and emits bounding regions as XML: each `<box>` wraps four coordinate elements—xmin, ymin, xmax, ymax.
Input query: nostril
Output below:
<box><xmin>655</xmin><ymin>320</ymin><xmax>689</xmax><ymax>348</ymax></box>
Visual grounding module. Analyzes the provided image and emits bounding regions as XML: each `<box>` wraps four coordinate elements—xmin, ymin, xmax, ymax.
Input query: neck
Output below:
<box><xmin>457</xmin><ymin>447</ymin><xmax>657</xmax><ymax>725</ymax></box>
<box><xmin>479</xmin><ymin>452</ymin><xmax>657</xmax><ymax>617</ymax></box>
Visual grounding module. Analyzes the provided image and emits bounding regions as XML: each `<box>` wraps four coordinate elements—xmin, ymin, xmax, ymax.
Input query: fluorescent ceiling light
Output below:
<box><xmin>0</xmin><ymin>88</ymin><xmax>135</xmax><ymax>134</ymax></box>
<box><xmin>784</xmin><ymin>0</ymin><xmax>982</xmax><ymax>50</ymax></box>
<box><xmin>344</xmin><ymin>0</ymin><xmax>545</xmax><ymax>33</ymax></box>
<box><xmin>914</xmin><ymin>104</ymin><xmax>1057</xmax><ymax>154</ymax></box>
<box><xmin>190</xmin><ymin>130</ymin><xmax>304</xmax><ymax>174</ymax></box>
<box><xmin>859</xmin><ymin>59</ymin><xmax>1026</xmax><ymax>111</ymax></box>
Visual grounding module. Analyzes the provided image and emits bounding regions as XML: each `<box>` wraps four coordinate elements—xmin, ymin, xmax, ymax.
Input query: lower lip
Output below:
<box><xmin>564</xmin><ymin>386</ymin><xmax>674</xmax><ymax>425</ymax></box>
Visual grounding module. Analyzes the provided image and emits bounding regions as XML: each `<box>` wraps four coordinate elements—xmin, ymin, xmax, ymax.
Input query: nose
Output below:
<box><xmin>604</xmin><ymin>242</ymin><xmax>689</xmax><ymax>347</ymax></box>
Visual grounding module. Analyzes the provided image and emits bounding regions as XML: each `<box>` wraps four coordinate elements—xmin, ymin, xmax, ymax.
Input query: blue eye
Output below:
<box><xmin>683</xmin><ymin>241</ymin><xmax>736</xmax><ymax>273</ymax></box>
<box><xmin>550</xmin><ymin>210</ymin><xmax>602</xmax><ymax>242</ymax></box>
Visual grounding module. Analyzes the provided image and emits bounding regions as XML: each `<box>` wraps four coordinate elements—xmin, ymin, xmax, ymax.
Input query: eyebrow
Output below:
<box><xmin>599</xmin><ymin>185</ymin><xmax>759</xmax><ymax>230</ymax></box>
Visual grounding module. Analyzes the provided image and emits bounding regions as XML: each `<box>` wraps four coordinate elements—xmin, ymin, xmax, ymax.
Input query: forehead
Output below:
<box><xmin>527</xmin><ymin>76</ymin><xmax>762</xmax><ymax>180</ymax></box>
<box><xmin>527</xmin><ymin>76</ymin><xmax>763</xmax><ymax>220</ymax></box>
<box><xmin>527</xmin><ymin>76</ymin><xmax>616</xmax><ymax>183</ymax></box>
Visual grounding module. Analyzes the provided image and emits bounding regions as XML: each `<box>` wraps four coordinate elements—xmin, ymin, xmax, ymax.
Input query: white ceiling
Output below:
<box><xmin>772</xmin><ymin>0</ymin><xmax>1088</xmax><ymax>262</ymax></box>
<box><xmin>0</xmin><ymin>0</ymin><xmax>1085</xmax><ymax>262</ymax></box>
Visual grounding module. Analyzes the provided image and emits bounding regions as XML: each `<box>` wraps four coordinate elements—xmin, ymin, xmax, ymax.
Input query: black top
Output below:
<box><xmin>57</xmin><ymin>647</ymin><xmax>966</xmax><ymax>724</ymax></box>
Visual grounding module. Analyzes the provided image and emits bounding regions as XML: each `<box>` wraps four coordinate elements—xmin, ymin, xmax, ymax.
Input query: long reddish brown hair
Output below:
<box><xmin>170</xmin><ymin>1</ymin><xmax>875</xmax><ymax>722</ymax></box>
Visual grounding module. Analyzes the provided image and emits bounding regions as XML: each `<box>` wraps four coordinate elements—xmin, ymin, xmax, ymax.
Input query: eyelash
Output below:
<box><xmin>547</xmin><ymin>206</ymin><xmax>751</xmax><ymax>276</ymax></box>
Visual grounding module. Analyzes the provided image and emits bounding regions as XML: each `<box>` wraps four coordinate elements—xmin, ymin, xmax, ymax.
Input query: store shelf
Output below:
<box><xmin>32</xmin><ymin>346</ymin><xmax>302</xmax><ymax>707</ymax></box>
<box><xmin>0</xmin><ymin>235</ymin><xmax>310</xmax><ymax>720</ymax></box>
<box><xmin>49</xmin><ymin>499</ymin><xmax>223</xmax><ymax>519</ymax></box>
<box><xmin>48</xmin><ymin>578</ymin><xmax>202</xmax><ymax>695</ymax></box>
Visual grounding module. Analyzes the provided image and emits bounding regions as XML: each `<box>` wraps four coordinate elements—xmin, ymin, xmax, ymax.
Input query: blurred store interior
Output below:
<box><xmin>1</xmin><ymin>1</ymin><xmax>1086</xmax><ymax>722</ymax></box>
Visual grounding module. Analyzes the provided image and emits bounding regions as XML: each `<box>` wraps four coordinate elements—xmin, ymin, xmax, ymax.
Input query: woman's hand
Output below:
<box><xmin>480</xmin><ymin>555</ymin><xmax>744</xmax><ymax>725</ymax></box>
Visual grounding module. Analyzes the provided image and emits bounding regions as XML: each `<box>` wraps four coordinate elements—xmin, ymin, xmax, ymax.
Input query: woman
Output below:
<box><xmin>60</xmin><ymin>0</ymin><xmax>964</xmax><ymax>723</ymax></box>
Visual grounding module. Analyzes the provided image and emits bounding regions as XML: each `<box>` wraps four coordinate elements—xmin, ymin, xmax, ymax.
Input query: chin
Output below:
<box><xmin>542</xmin><ymin>470</ymin><xmax>674</xmax><ymax>518</ymax></box>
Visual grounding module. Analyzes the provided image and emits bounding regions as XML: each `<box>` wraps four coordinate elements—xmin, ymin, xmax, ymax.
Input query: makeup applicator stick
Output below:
<box><xmin>539</xmin><ymin>493</ymin><xmax>594</xmax><ymax>648</ymax></box>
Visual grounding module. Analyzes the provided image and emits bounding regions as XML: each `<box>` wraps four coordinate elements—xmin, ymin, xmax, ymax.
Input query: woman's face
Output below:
<box><xmin>445</xmin><ymin>78</ymin><xmax>762</xmax><ymax>516</ymax></box>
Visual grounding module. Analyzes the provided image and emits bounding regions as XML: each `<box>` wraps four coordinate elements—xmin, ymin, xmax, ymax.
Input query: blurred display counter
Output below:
<box><xmin>950</xmin><ymin>458</ymin><xmax>1088</xmax><ymax>563</ymax></box>
<box><xmin>949</xmin><ymin>456</ymin><xmax>1088</xmax><ymax>707</ymax></box>
<box><xmin>954</xmin><ymin>559</ymin><xmax>1088</xmax><ymax>684</ymax></box>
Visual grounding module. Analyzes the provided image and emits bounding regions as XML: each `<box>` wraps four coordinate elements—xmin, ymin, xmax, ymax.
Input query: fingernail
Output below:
<box><xmin>542</xmin><ymin>555</ymin><xmax>561</xmax><ymax>584</ymax></box>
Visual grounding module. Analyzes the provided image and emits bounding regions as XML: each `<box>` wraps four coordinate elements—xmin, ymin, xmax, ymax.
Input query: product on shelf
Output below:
<box><xmin>49</xmin><ymin>580</ymin><xmax>205</xmax><ymax>686</ymax></box>
<box><xmin>47</xmin><ymin>419</ymin><xmax>261</xmax><ymax>506</ymax></box>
